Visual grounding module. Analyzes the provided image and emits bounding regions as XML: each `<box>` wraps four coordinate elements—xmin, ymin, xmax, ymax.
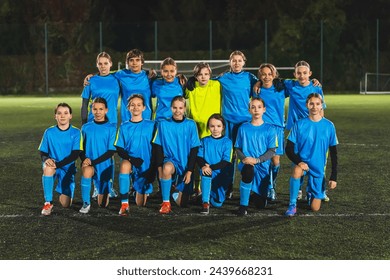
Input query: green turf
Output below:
<box><xmin>0</xmin><ymin>94</ymin><xmax>389</xmax><ymax>260</ymax></box>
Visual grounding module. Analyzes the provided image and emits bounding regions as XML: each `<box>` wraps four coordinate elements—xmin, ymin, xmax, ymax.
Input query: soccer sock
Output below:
<box><xmin>289</xmin><ymin>177</ymin><xmax>301</xmax><ymax>206</ymax></box>
<box><xmin>160</xmin><ymin>178</ymin><xmax>172</xmax><ymax>202</ymax></box>
<box><xmin>299</xmin><ymin>175</ymin><xmax>305</xmax><ymax>191</ymax></box>
<box><xmin>200</xmin><ymin>176</ymin><xmax>212</xmax><ymax>204</ymax></box>
<box><xmin>119</xmin><ymin>173</ymin><xmax>130</xmax><ymax>203</ymax></box>
<box><xmin>239</xmin><ymin>181</ymin><xmax>252</xmax><ymax>207</ymax></box>
<box><xmin>272</xmin><ymin>164</ymin><xmax>280</xmax><ymax>188</ymax></box>
<box><xmin>42</xmin><ymin>175</ymin><xmax>54</xmax><ymax>203</ymax></box>
<box><xmin>81</xmin><ymin>176</ymin><xmax>92</xmax><ymax>205</ymax></box>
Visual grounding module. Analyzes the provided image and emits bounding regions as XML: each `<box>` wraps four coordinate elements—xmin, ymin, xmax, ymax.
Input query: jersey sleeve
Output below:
<box><xmin>38</xmin><ymin>129</ymin><xmax>49</xmax><ymax>153</ymax></box>
<box><xmin>72</xmin><ymin>127</ymin><xmax>83</xmax><ymax>151</ymax></box>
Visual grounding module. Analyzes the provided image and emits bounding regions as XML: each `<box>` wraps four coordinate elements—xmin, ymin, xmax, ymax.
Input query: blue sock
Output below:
<box><xmin>201</xmin><ymin>176</ymin><xmax>212</xmax><ymax>203</ymax></box>
<box><xmin>239</xmin><ymin>181</ymin><xmax>252</xmax><ymax>206</ymax></box>
<box><xmin>119</xmin><ymin>173</ymin><xmax>130</xmax><ymax>203</ymax></box>
<box><xmin>289</xmin><ymin>177</ymin><xmax>301</xmax><ymax>206</ymax></box>
<box><xmin>42</xmin><ymin>175</ymin><xmax>54</xmax><ymax>202</ymax></box>
<box><xmin>81</xmin><ymin>177</ymin><xmax>92</xmax><ymax>205</ymax></box>
<box><xmin>160</xmin><ymin>178</ymin><xmax>172</xmax><ymax>202</ymax></box>
<box><xmin>272</xmin><ymin>165</ymin><xmax>280</xmax><ymax>187</ymax></box>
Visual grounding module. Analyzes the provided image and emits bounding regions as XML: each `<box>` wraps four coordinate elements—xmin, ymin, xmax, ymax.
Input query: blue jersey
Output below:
<box><xmin>81</xmin><ymin>74</ymin><xmax>120</xmax><ymax>125</ymax></box>
<box><xmin>284</xmin><ymin>80</ymin><xmax>325</xmax><ymax>130</ymax></box>
<box><xmin>288</xmin><ymin>117</ymin><xmax>338</xmax><ymax>178</ymax></box>
<box><xmin>81</xmin><ymin>120</ymin><xmax>116</xmax><ymax>164</ymax></box>
<box><xmin>198</xmin><ymin>135</ymin><xmax>233</xmax><ymax>166</ymax></box>
<box><xmin>153</xmin><ymin>118</ymin><xmax>200</xmax><ymax>175</ymax></box>
<box><xmin>114</xmin><ymin>119</ymin><xmax>156</xmax><ymax>172</ymax></box>
<box><xmin>216</xmin><ymin>71</ymin><xmax>258</xmax><ymax>124</ymax></box>
<box><xmin>38</xmin><ymin>125</ymin><xmax>83</xmax><ymax>170</ymax></box>
<box><xmin>255</xmin><ymin>85</ymin><xmax>288</xmax><ymax>128</ymax></box>
<box><xmin>152</xmin><ymin>77</ymin><xmax>184</xmax><ymax>121</ymax></box>
<box><xmin>114</xmin><ymin>69</ymin><xmax>153</xmax><ymax>122</ymax></box>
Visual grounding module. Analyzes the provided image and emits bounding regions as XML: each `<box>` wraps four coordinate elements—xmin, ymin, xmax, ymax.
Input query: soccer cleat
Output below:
<box><xmin>297</xmin><ymin>190</ymin><xmax>303</xmax><ymax>200</ymax></box>
<box><xmin>41</xmin><ymin>203</ymin><xmax>53</xmax><ymax>216</ymax></box>
<box><xmin>79</xmin><ymin>203</ymin><xmax>91</xmax><ymax>214</ymax></box>
<box><xmin>267</xmin><ymin>188</ymin><xmax>277</xmax><ymax>201</ymax></box>
<box><xmin>109</xmin><ymin>187</ymin><xmax>118</xmax><ymax>198</ymax></box>
<box><xmin>200</xmin><ymin>203</ymin><xmax>210</xmax><ymax>215</ymax></box>
<box><xmin>159</xmin><ymin>202</ymin><xmax>171</xmax><ymax>214</ymax></box>
<box><xmin>323</xmin><ymin>194</ymin><xmax>330</xmax><ymax>202</ymax></box>
<box><xmin>285</xmin><ymin>204</ymin><xmax>297</xmax><ymax>217</ymax></box>
<box><xmin>237</xmin><ymin>205</ymin><xmax>248</xmax><ymax>216</ymax></box>
<box><xmin>118</xmin><ymin>202</ymin><xmax>129</xmax><ymax>216</ymax></box>
<box><xmin>92</xmin><ymin>187</ymin><xmax>98</xmax><ymax>200</ymax></box>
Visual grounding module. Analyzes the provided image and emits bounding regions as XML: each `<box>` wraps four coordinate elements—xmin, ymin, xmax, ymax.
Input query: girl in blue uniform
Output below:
<box><xmin>115</xmin><ymin>94</ymin><xmax>156</xmax><ymax>215</ymax></box>
<box><xmin>79</xmin><ymin>98</ymin><xmax>117</xmax><ymax>213</ymax></box>
<box><xmin>152</xmin><ymin>96</ymin><xmax>200</xmax><ymax>214</ymax></box>
<box><xmin>285</xmin><ymin>93</ymin><xmax>338</xmax><ymax>216</ymax></box>
<box><xmin>81</xmin><ymin>52</ymin><xmax>120</xmax><ymax>126</ymax></box>
<box><xmin>38</xmin><ymin>103</ymin><xmax>82</xmax><ymax>215</ymax></box>
<box><xmin>234</xmin><ymin>98</ymin><xmax>278</xmax><ymax>215</ymax></box>
<box><xmin>254</xmin><ymin>63</ymin><xmax>288</xmax><ymax>202</ymax></box>
<box><xmin>152</xmin><ymin>57</ymin><xmax>186</xmax><ymax>121</ymax></box>
<box><xmin>197</xmin><ymin>114</ymin><xmax>233</xmax><ymax>214</ymax></box>
<box><xmin>216</xmin><ymin>50</ymin><xmax>258</xmax><ymax>198</ymax></box>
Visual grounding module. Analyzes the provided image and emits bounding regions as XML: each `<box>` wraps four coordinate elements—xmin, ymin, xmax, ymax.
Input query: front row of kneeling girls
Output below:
<box><xmin>39</xmin><ymin>93</ymin><xmax>338</xmax><ymax>217</ymax></box>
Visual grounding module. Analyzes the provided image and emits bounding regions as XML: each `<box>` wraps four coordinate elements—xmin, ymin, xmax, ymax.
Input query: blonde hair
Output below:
<box><xmin>96</xmin><ymin>52</ymin><xmax>112</xmax><ymax>64</ymax></box>
<box><xmin>294</xmin><ymin>60</ymin><xmax>310</xmax><ymax>70</ymax></box>
<box><xmin>161</xmin><ymin>57</ymin><xmax>177</xmax><ymax>70</ymax></box>
<box><xmin>258</xmin><ymin>63</ymin><xmax>279</xmax><ymax>79</ymax></box>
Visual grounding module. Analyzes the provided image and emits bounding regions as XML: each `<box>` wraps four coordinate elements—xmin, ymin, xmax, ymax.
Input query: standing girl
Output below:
<box><xmin>152</xmin><ymin>96</ymin><xmax>200</xmax><ymax>214</ymax></box>
<box><xmin>79</xmin><ymin>98</ymin><xmax>117</xmax><ymax>213</ymax></box>
<box><xmin>254</xmin><ymin>63</ymin><xmax>288</xmax><ymax>201</ymax></box>
<box><xmin>114</xmin><ymin>94</ymin><xmax>156</xmax><ymax>215</ymax></box>
<box><xmin>152</xmin><ymin>57</ymin><xmax>186</xmax><ymax>121</ymax></box>
<box><xmin>234</xmin><ymin>98</ymin><xmax>278</xmax><ymax>215</ymax></box>
<box><xmin>39</xmin><ymin>103</ymin><xmax>82</xmax><ymax>215</ymax></box>
<box><xmin>197</xmin><ymin>114</ymin><xmax>233</xmax><ymax>214</ymax></box>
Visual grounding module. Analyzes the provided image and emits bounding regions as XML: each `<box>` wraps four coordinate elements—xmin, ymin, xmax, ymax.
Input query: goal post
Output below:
<box><xmin>360</xmin><ymin>72</ymin><xmax>390</xmax><ymax>94</ymax></box>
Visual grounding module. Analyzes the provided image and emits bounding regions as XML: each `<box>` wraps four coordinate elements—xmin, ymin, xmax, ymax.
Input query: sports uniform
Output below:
<box><xmin>235</xmin><ymin>122</ymin><xmax>278</xmax><ymax>213</ymax></box>
<box><xmin>115</xmin><ymin>119</ymin><xmax>156</xmax><ymax>199</ymax></box>
<box><xmin>114</xmin><ymin>69</ymin><xmax>153</xmax><ymax>122</ymax></box>
<box><xmin>80</xmin><ymin>120</ymin><xmax>117</xmax><ymax>206</ymax></box>
<box><xmin>286</xmin><ymin>117</ymin><xmax>338</xmax><ymax>213</ymax></box>
<box><xmin>197</xmin><ymin>135</ymin><xmax>233</xmax><ymax>208</ymax></box>
<box><xmin>152</xmin><ymin>77</ymin><xmax>184</xmax><ymax>121</ymax></box>
<box><xmin>81</xmin><ymin>74</ymin><xmax>120</xmax><ymax>125</ymax></box>
<box><xmin>153</xmin><ymin>117</ymin><xmax>200</xmax><ymax>202</ymax></box>
<box><xmin>185</xmin><ymin>79</ymin><xmax>221</xmax><ymax>138</ymax></box>
<box><xmin>38</xmin><ymin>125</ymin><xmax>82</xmax><ymax>202</ymax></box>
<box><xmin>284</xmin><ymin>80</ymin><xmax>325</xmax><ymax>130</ymax></box>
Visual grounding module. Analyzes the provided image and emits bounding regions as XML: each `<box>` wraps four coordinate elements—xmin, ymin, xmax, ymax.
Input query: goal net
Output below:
<box><xmin>360</xmin><ymin>72</ymin><xmax>390</xmax><ymax>94</ymax></box>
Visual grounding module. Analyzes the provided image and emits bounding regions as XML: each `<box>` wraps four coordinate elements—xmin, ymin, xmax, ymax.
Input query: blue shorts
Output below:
<box><xmin>274</xmin><ymin>125</ymin><xmax>285</xmax><ymax>156</ymax></box>
<box><xmin>131</xmin><ymin>168</ymin><xmax>153</xmax><ymax>195</ymax></box>
<box><xmin>164</xmin><ymin>160</ymin><xmax>194</xmax><ymax>194</ymax></box>
<box><xmin>93</xmin><ymin>162</ymin><xmax>113</xmax><ymax>195</ymax></box>
<box><xmin>238</xmin><ymin>161</ymin><xmax>271</xmax><ymax>196</ymax></box>
<box><xmin>53</xmin><ymin>165</ymin><xmax>76</xmax><ymax>198</ymax></box>
<box><xmin>204</xmin><ymin>168</ymin><xmax>231</xmax><ymax>207</ymax></box>
<box><xmin>301</xmin><ymin>169</ymin><xmax>326</xmax><ymax>199</ymax></box>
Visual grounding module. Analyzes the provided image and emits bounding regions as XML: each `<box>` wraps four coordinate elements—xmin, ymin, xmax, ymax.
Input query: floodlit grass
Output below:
<box><xmin>0</xmin><ymin>94</ymin><xmax>389</xmax><ymax>260</ymax></box>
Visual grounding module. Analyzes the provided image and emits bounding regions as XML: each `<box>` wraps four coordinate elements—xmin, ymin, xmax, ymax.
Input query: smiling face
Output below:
<box><xmin>92</xmin><ymin>102</ymin><xmax>108</xmax><ymax>122</ymax></box>
<box><xmin>171</xmin><ymin>99</ymin><xmax>186</xmax><ymax>121</ymax></box>
<box><xmin>259</xmin><ymin>66</ymin><xmax>276</xmax><ymax>88</ymax></box>
<box><xmin>208</xmin><ymin>118</ymin><xmax>224</xmax><ymax>138</ymax></box>
<box><xmin>294</xmin><ymin>66</ymin><xmax>312</xmax><ymax>86</ymax></box>
<box><xmin>55</xmin><ymin>106</ymin><xmax>72</xmax><ymax>128</ymax></box>
<box><xmin>161</xmin><ymin>64</ymin><xmax>177</xmax><ymax>83</ymax></box>
<box><xmin>127</xmin><ymin>56</ymin><xmax>143</xmax><ymax>73</ymax></box>
<box><xmin>230</xmin><ymin>54</ymin><xmax>245</xmax><ymax>73</ymax></box>
<box><xmin>306</xmin><ymin>95</ymin><xmax>323</xmax><ymax>117</ymax></box>
<box><xmin>128</xmin><ymin>96</ymin><xmax>145</xmax><ymax>118</ymax></box>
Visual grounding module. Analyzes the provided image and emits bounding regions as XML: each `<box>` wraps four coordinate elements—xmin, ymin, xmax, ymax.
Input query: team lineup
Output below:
<box><xmin>38</xmin><ymin>49</ymin><xmax>338</xmax><ymax>217</ymax></box>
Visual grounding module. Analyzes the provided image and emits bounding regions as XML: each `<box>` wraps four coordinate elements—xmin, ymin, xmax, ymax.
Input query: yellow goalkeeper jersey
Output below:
<box><xmin>185</xmin><ymin>79</ymin><xmax>222</xmax><ymax>138</ymax></box>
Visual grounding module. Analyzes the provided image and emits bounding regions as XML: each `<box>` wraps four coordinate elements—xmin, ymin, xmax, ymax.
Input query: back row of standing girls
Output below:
<box><xmin>39</xmin><ymin>49</ymin><xmax>338</xmax><ymax>217</ymax></box>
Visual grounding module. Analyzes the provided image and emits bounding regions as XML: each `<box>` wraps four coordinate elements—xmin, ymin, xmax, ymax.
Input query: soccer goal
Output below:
<box><xmin>360</xmin><ymin>72</ymin><xmax>390</xmax><ymax>94</ymax></box>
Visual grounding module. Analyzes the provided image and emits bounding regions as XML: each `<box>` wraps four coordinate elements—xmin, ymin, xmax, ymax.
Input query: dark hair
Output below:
<box><xmin>55</xmin><ymin>103</ymin><xmax>72</xmax><ymax>114</ymax></box>
<box><xmin>126</xmin><ymin>49</ymin><xmax>145</xmax><ymax>64</ymax></box>
<box><xmin>250</xmin><ymin>97</ymin><xmax>266</xmax><ymax>108</ymax></box>
<box><xmin>193</xmin><ymin>62</ymin><xmax>212</xmax><ymax>77</ymax></box>
<box><xmin>127</xmin><ymin>93</ymin><xmax>145</xmax><ymax>107</ymax></box>
<box><xmin>306</xmin><ymin>93</ymin><xmax>323</xmax><ymax>104</ymax></box>
<box><xmin>92</xmin><ymin>97</ymin><xmax>108</xmax><ymax>108</ymax></box>
<box><xmin>207</xmin><ymin>113</ymin><xmax>226</xmax><ymax>129</ymax></box>
<box><xmin>171</xmin><ymin>95</ymin><xmax>186</xmax><ymax>107</ymax></box>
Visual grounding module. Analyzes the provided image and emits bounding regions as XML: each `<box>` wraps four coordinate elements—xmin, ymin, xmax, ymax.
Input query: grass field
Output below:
<box><xmin>0</xmin><ymin>94</ymin><xmax>389</xmax><ymax>261</ymax></box>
